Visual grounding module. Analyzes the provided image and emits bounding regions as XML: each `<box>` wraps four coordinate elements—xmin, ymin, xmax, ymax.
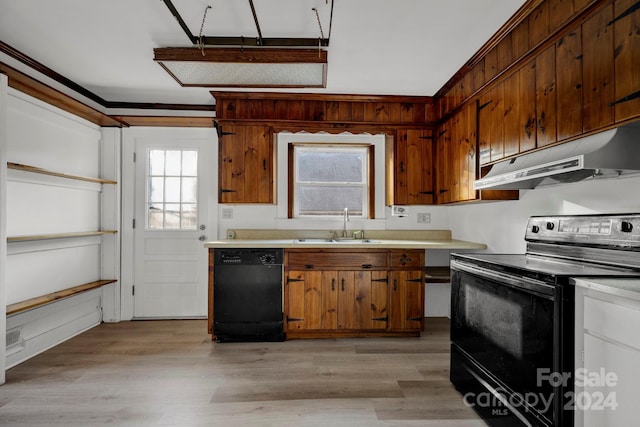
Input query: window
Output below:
<box><xmin>291</xmin><ymin>144</ymin><xmax>372</xmax><ymax>218</ymax></box>
<box><xmin>147</xmin><ymin>149</ymin><xmax>198</xmax><ymax>230</ymax></box>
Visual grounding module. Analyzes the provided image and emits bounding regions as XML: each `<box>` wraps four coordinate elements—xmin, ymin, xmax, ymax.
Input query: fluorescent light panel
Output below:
<box><xmin>154</xmin><ymin>47</ymin><xmax>327</xmax><ymax>88</ymax></box>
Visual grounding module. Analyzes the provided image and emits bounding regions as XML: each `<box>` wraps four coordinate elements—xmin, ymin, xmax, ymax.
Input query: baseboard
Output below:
<box><xmin>6</xmin><ymin>288</ymin><xmax>103</xmax><ymax>369</ymax></box>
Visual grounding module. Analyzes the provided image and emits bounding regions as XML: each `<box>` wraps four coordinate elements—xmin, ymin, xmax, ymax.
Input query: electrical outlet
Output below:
<box><xmin>417</xmin><ymin>212</ymin><xmax>431</xmax><ymax>224</ymax></box>
<box><xmin>222</xmin><ymin>207</ymin><xmax>233</xmax><ymax>219</ymax></box>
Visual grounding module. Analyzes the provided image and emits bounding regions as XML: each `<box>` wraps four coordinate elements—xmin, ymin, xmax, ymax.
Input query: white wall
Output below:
<box><xmin>449</xmin><ymin>175</ymin><xmax>640</xmax><ymax>253</ymax></box>
<box><xmin>4</xmin><ymin>89</ymin><xmax>115</xmax><ymax>367</ymax></box>
<box><xmin>0</xmin><ymin>73</ymin><xmax>9</xmax><ymax>383</ymax></box>
<box><xmin>5</xmin><ymin>90</ymin><xmax>104</xmax><ymax>303</ymax></box>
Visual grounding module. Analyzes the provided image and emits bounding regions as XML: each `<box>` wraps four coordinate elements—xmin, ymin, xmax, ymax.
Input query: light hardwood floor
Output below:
<box><xmin>0</xmin><ymin>318</ymin><xmax>486</xmax><ymax>426</ymax></box>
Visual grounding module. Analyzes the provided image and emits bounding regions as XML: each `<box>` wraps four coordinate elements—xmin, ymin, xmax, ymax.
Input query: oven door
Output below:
<box><xmin>450</xmin><ymin>258</ymin><xmax>564</xmax><ymax>426</ymax></box>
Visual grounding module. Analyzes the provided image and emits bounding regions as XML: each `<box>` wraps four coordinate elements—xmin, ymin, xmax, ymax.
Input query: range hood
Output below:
<box><xmin>474</xmin><ymin>123</ymin><xmax>640</xmax><ymax>190</ymax></box>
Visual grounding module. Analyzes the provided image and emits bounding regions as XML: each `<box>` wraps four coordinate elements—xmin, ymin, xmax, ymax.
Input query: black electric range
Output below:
<box><xmin>450</xmin><ymin>214</ymin><xmax>640</xmax><ymax>427</ymax></box>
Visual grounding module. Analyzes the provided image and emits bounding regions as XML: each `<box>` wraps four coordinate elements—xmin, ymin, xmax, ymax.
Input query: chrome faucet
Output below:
<box><xmin>342</xmin><ymin>207</ymin><xmax>349</xmax><ymax>238</ymax></box>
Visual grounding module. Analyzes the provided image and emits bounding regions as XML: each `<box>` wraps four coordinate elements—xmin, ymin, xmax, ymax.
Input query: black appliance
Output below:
<box><xmin>450</xmin><ymin>214</ymin><xmax>640</xmax><ymax>427</ymax></box>
<box><xmin>213</xmin><ymin>248</ymin><xmax>285</xmax><ymax>342</ymax></box>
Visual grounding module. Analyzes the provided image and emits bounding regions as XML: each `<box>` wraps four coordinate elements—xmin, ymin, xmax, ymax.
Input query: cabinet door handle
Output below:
<box><xmin>609</xmin><ymin>1</ymin><xmax>640</xmax><ymax>25</ymax></box>
<box><xmin>331</xmin><ymin>278</ymin><xmax>335</xmax><ymax>291</ymax></box>
<box><xmin>263</xmin><ymin>159</ymin><xmax>267</xmax><ymax>171</ymax></box>
<box><xmin>399</xmin><ymin>161</ymin><xmax>405</xmax><ymax>173</ymax></box>
<box><xmin>609</xmin><ymin>90</ymin><xmax>640</xmax><ymax>106</ymax></box>
<box><xmin>361</xmin><ymin>264</ymin><xmax>372</xmax><ymax>269</ymax></box>
<box><xmin>304</xmin><ymin>264</ymin><xmax>314</xmax><ymax>269</ymax></box>
<box><xmin>393</xmin><ymin>278</ymin><xmax>398</xmax><ymax>291</ymax></box>
<box><xmin>341</xmin><ymin>278</ymin><xmax>345</xmax><ymax>291</ymax></box>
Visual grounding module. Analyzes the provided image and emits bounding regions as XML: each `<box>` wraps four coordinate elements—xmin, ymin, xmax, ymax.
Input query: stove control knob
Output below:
<box><xmin>531</xmin><ymin>225</ymin><xmax>540</xmax><ymax>233</ymax></box>
<box><xmin>546</xmin><ymin>222</ymin><xmax>555</xmax><ymax>230</ymax></box>
<box><xmin>621</xmin><ymin>221</ymin><xmax>634</xmax><ymax>233</ymax></box>
<box><xmin>262</xmin><ymin>255</ymin><xmax>274</xmax><ymax>264</ymax></box>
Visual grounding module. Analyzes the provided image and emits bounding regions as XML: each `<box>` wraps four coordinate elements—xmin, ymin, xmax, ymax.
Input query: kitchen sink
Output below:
<box><xmin>292</xmin><ymin>238</ymin><xmax>380</xmax><ymax>244</ymax></box>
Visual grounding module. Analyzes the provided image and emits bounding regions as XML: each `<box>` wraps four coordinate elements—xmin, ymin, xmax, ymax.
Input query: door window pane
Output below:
<box><xmin>147</xmin><ymin>149</ymin><xmax>198</xmax><ymax>230</ymax></box>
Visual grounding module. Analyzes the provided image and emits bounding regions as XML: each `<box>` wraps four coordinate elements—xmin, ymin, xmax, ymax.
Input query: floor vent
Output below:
<box><xmin>6</xmin><ymin>328</ymin><xmax>23</xmax><ymax>348</ymax></box>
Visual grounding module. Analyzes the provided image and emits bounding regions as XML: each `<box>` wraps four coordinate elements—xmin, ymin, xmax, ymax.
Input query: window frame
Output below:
<box><xmin>145</xmin><ymin>148</ymin><xmax>199</xmax><ymax>231</ymax></box>
<box><xmin>288</xmin><ymin>142</ymin><xmax>375</xmax><ymax>219</ymax></box>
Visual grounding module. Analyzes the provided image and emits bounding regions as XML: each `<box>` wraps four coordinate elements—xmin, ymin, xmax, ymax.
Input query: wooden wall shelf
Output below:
<box><xmin>7</xmin><ymin>162</ymin><xmax>118</xmax><ymax>185</ymax></box>
<box><xmin>7</xmin><ymin>230</ymin><xmax>118</xmax><ymax>243</ymax></box>
<box><xmin>424</xmin><ymin>266</ymin><xmax>451</xmax><ymax>283</ymax></box>
<box><xmin>6</xmin><ymin>279</ymin><xmax>117</xmax><ymax>315</ymax></box>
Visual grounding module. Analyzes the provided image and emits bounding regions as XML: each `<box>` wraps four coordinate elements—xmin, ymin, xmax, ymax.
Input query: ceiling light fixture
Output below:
<box><xmin>156</xmin><ymin>0</ymin><xmax>331</xmax><ymax>88</ymax></box>
<box><xmin>154</xmin><ymin>47</ymin><xmax>328</xmax><ymax>88</ymax></box>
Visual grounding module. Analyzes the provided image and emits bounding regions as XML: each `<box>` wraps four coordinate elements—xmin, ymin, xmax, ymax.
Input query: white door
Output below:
<box><xmin>134</xmin><ymin>140</ymin><xmax>210</xmax><ymax>318</ymax></box>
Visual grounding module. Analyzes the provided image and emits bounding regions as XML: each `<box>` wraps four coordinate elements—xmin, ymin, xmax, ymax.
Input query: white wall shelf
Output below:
<box><xmin>7</xmin><ymin>162</ymin><xmax>117</xmax><ymax>185</ymax></box>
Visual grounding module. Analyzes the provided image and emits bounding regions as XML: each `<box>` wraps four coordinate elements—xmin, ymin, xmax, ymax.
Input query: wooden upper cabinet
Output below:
<box><xmin>478</xmin><ymin>83</ymin><xmax>505</xmax><ymax>164</ymax></box>
<box><xmin>556</xmin><ymin>27</ymin><xmax>584</xmax><ymax>141</ymax></box>
<box><xmin>435</xmin><ymin>121</ymin><xmax>452</xmax><ymax>204</ymax></box>
<box><xmin>519</xmin><ymin>60</ymin><xmax>538</xmax><ymax>153</ymax></box>
<box><xmin>535</xmin><ymin>45</ymin><xmax>558</xmax><ymax>147</ymax></box>
<box><xmin>613</xmin><ymin>0</ymin><xmax>640</xmax><ymax>123</ymax></box>
<box><xmin>388</xmin><ymin>129</ymin><xmax>435</xmax><ymax>205</ymax></box>
<box><xmin>582</xmin><ymin>2</ymin><xmax>615</xmax><ymax>132</ymax></box>
<box><xmin>218</xmin><ymin>124</ymin><xmax>274</xmax><ymax>204</ymax></box>
<box><xmin>436</xmin><ymin>104</ymin><xmax>477</xmax><ymax>204</ymax></box>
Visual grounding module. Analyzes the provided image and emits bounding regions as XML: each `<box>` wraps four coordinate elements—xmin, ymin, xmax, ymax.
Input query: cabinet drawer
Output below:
<box><xmin>584</xmin><ymin>295</ymin><xmax>640</xmax><ymax>351</ymax></box>
<box><xmin>286</xmin><ymin>250</ymin><xmax>388</xmax><ymax>269</ymax></box>
<box><xmin>390</xmin><ymin>250</ymin><xmax>424</xmax><ymax>268</ymax></box>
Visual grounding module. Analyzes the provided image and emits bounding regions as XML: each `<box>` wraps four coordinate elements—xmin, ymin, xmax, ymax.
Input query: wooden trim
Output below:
<box><xmin>434</xmin><ymin>0</ymin><xmax>545</xmax><ymax>99</ymax></box>
<box><xmin>1</xmin><ymin>41</ymin><xmax>215</xmax><ymax>115</ymax></box>
<box><xmin>211</xmin><ymin>91</ymin><xmax>433</xmax><ymax>104</ymax></box>
<box><xmin>7</xmin><ymin>162</ymin><xmax>118</xmax><ymax>184</ymax></box>
<box><xmin>368</xmin><ymin>144</ymin><xmax>375</xmax><ymax>219</ymax></box>
<box><xmin>155</xmin><ymin>47</ymin><xmax>327</xmax><ymax>64</ymax></box>
<box><xmin>7</xmin><ymin>230</ymin><xmax>118</xmax><ymax>243</ymax></box>
<box><xmin>7</xmin><ymin>280</ymin><xmax>116</xmax><ymax>315</ymax></box>
<box><xmin>287</xmin><ymin>143</ymin><xmax>295</xmax><ymax>219</ymax></box>
<box><xmin>208</xmin><ymin>249</ymin><xmax>214</xmax><ymax>336</ymax></box>
<box><xmin>216</xmin><ymin>119</ymin><xmax>433</xmax><ymax>135</ymax></box>
<box><xmin>112</xmin><ymin>116</ymin><xmax>215</xmax><ymax>127</ymax></box>
<box><xmin>0</xmin><ymin>40</ymin><xmax>108</xmax><ymax>106</ymax></box>
<box><xmin>0</xmin><ymin>62</ymin><xmax>124</xmax><ymax>127</ymax></box>
<box><xmin>105</xmin><ymin>101</ymin><xmax>215</xmax><ymax>112</ymax></box>
<box><xmin>285</xmin><ymin>330</ymin><xmax>421</xmax><ymax>339</ymax></box>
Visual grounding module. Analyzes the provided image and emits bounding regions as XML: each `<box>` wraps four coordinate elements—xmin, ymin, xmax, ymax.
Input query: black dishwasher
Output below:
<box><xmin>213</xmin><ymin>248</ymin><xmax>285</xmax><ymax>342</ymax></box>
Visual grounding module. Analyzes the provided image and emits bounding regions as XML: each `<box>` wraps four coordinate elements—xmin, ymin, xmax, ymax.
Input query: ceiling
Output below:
<box><xmin>0</xmin><ymin>0</ymin><xmax>526</xmax><ymax>110</ymax></box>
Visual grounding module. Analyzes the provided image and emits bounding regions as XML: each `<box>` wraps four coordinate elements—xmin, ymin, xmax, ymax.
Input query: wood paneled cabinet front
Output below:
<box><xmin>218</xmin><ymin>124</ymin><xmax>274</xmax><ymax>203</ymax></box>
<box><xmin>284</xmin><ymin>249</ymin><xmax>425</xmax><ymax>338</ymax></box>
<box><xmin>436</xmin><ymin>103</ymin><xmax>477</xmax><ymax>203</ymax></box>
<box><xmin>386</xmin><ymin>129</ymin><xmax>435</xmax><ymax>205</ymax></box>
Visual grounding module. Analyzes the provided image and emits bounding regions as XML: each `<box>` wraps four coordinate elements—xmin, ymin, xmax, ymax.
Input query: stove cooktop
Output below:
<box><xmin>451</xmin><ymin>252</ymin><xmax>640</xmax><ymax>279</ymax></box>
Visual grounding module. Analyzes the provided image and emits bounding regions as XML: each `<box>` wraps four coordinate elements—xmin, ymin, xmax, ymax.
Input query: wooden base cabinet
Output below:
<box><xmin>284</xmin><ymin>249</ymin><xmax>425</xmax><ymax>338</ymax></box>
<box><xmin>389</xmin><ymin>270</ymin><xmax>425</xmax><ymax>331</ymax></box>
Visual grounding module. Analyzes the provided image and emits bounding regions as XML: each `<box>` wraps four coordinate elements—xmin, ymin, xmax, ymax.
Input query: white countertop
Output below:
<box><xmin>204</xmin><ymin>238</ymin><xmax>487</xmax><ymax>250</ymax></box>
<box><xmin>571</xmin><ymin>277</ymin><xmax>640</xmax><ymax>302</ymax></box>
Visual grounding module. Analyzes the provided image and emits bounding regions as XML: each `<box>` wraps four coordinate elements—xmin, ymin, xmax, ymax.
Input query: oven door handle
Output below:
<box><xmin>451</xmin><ymin>259</ymin><xmax>556</xmax><ymax>298</ymax></box>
